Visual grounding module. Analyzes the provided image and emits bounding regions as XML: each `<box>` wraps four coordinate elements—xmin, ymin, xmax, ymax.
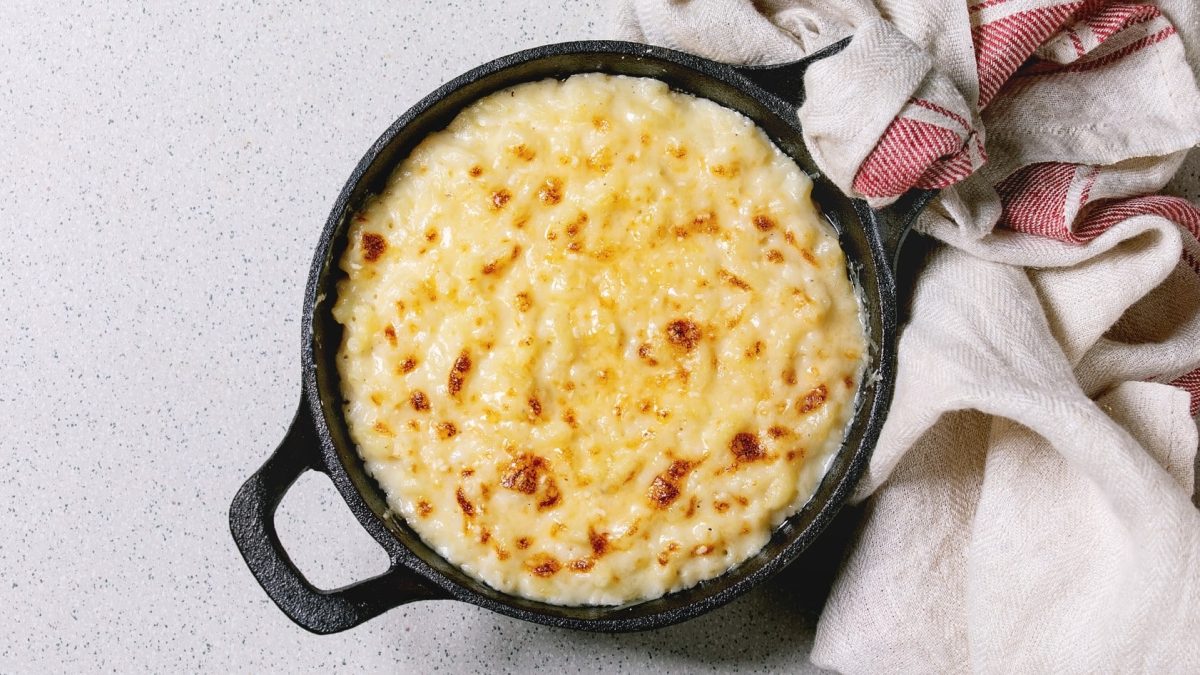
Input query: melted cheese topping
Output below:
<box><xmin>333</xmin><ymin>74</ymin><xmax>866</xmax><ymax>606</ymax></box>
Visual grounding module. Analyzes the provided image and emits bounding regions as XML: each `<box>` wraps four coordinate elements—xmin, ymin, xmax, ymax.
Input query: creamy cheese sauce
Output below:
<box><xmin>333</xmin><ymin>74</ymin><xmax>866</xmax><ymax>606</ymax></box>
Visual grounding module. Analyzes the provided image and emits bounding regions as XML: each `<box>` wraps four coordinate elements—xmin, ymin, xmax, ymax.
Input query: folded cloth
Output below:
<box><xmin>617</xmin><ymin>1</ymin><xmax>1200</xmax><ymax>671</ymax></box>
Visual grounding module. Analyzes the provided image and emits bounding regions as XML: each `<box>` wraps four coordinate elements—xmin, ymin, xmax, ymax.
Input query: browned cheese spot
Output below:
<box><xmin>369</xmin><ymin>392</ymin><xmax>384</xmax><ymax>406</ymax></box>
<box><xmin>448</xmin><ymin>350</ymin><xmax>471</xmax><ymax>397</ymax></box>
<box><xmin>528</xmin><ymin>555</ymin><xmax>561</xmax><ymax>577</ymax></box>
<box><xmin>768</xmin><ymin>426</ymin><xmax>789</xmax><ymax>439</ymax></box>
<box><xmin>460</xmin><ymin>468</ymin><xmax>475</xmax><ymax>477</ymax></box>
<box><xmin>745</xmin><ymin>340</ymin><xmax>764</xmax><ymax>359</ymax></box>
<box><xmin>399</xmin><ymin>357</ymin><xmax>418</xmax><ymax>374</ymax></box>
<box><xmin>468</xmin><ymin>165</ymin><xmax>483</xmax><ymax>178</ymax></box>
<box><xmin>361</xmin><ymin>232</ymin><xmax>387</xmax><ymax>262</ymax></box>
<box><xmin>640</xmin><ymin>133</ymin><xmax>651</xmax><ymax>146</ymax></box>
<box><xmin>801</xmin><ymin>248</ymin><xmax>818</xmax><ymax>265</ymax></box>
<box><xmin>665</xmin><ymin>319</ymin><xmax>701</xmax><ymax>351</ymax></box>
<box><xmin>783</xmin><ymin>367</ymin><xmax>798</xmax><ymax>386</ymax></box>
<box><xmin>455</xmin><ymin>488</ymin><xmax>475</xmax><ymax>517</ymax></box>
<box><xmin>383</xmin><ymin>325</ymin><xmax>397</xmax><ymax>346</ymax></box>
<box><xmin>437</xmin><ymin>421</ymin><xmax>458</xmax><ymax>439</ymax></box>
<box><xmin>410</xmin><ymin>390</ymin><xmax>430</xmax><ymax>412</ymax></box>
<box><xmin>692</xmin><ymin>212</ymin><xmax>718</xmax><ymax>234</ymax></box>
<box><xmin>667</xmin><ymin>143</ymin><xmax>687</xmax><ymax>159</ymax></box>
<box><xmin>731</xmin><ymin>432</ymin><xmax>765</xmax><ymax>463</ymax></box>
<box><xmin>500</xmin><ymin>453</ymin><xmax>547</xmax><ymax>495</ymax></box>
<box><xmin>734</xmin><ymin>495</ymin><xmax>749</xmax><ymax>506</ymax></box>
<box><xmin>562</xmin><ymin>409</ymin><xmax>578</xmax><ymax>429</ymax></box>
<box><xmin>416</xmin><ymin>500</ymin><xmax>432</xmax><ymax>517</ymax></box>
<box><xmin>373</xmin><ymin>421</ymin><xmax>393</xmax><ymax>437</ymax></box>
<box><xmin>766</xmin><ymin>249</ymin><xmax>784</xmax><ymax>263</ymax></box>
<box><xmin>510</xmin><ymin>144</ymin><xmax>536</xmax><ymax>161</ymax></box>
<box><xmin>715</xmin><ymin>499</ymin><xmax>731</xmax><ymax>513</ymax></box>
<box><xmin>538</xmin><ymin>177</ymin><xmax>563</xmax><ymax>205</ymax></box>
<box><xmin>592</xmin><ymin>116</ymin><xmax>610</xmax><ymax>132</ymax></box>
<box><xmin>589</xmin><ymin>528</ymin><xmax>610</xmax><ymax>557</ymax></box>
<box><xmin>647</xmin><ymin>459</ymin><xmax>694</xmax><ymax>509</ymax></box>
<box><xmin>516</xmin><ymin>537</ymin><xmax>531</xmax><ymax>550</ymax></box>
<box><xmin>684</xmin><ymin>496</ymin><xmax>699</xmax><ymax>518</ymax></box>
<box><xmin>496</xmin><ymin>548</ymin><xmax>511</xmax><ymax>561</ymax></box>
<box><xmin>569</xmin><ymin>558</ymin><xmax>595</xmax><ymax>572</ymax></box>
<box><xmin>528</xmin><ymin>396</ymin><xmax>543</xmax><ymax>421</ymax></box>
<box><xmin>753</xmin><ymin>214</ymin><xmax>776</xmax><ymax>231</ymax></box>
<box><xmin>648</xmin><ymin>476</ymin><xmax>679</xmax><ymax>509</ymax></box>
<box><xmin>637</xmin><ymin>343</ymin><xmax>658</xmax><ymax>366</ymax></box>
<box><xmin>711</xmin><ymin>163</ymin><xmax>739</xmax><ymax>178</ymax></box>
<box><xmin>491</xmin><ymin>189</ymin><xmax>512</xmax><ymax>209</ymax></box>
<box><xmin>718</xmin><ymin>268</ymin><xmax>752</xmax><ymax>291</ymax></box>
<box><xmin>798</xmin><ymin>384</ymin><xmax>828</xmax><ymax>413</ymax></box>
<box><xmin>480</xmin><ymin>528</ymin><xmax>491</xmax><ymax>544</ymax></box>
<box><xmin>537</xmin><ymin>480</ymin><xmax>561</xmax><ymax>510</ymax></box>
<box><xmin>565</xmin><ymin>212</ymin><xmax>587</xmax><ymax>238</ymax></box>
<box><xmin>844</xmin><ymin>375</ymin><xmax>855</xmax><ymax>389</ymax></box>
<box><xmin>515</xmin><ymin>292</ymin><xmax>532</xmax><ymax>312</ymax></box>
<box><xmin>424</xmin><ymin>229</ymin><xmax>438</xmax><ymax>242</ymax></box>
<box><xmin>657</xmin><ymin>542</ymin><xmax>680</xmax><ymax>566</ymax></box>
<box><xmin>586</xmin><ymin>148</ymin><xmax>613</xmax><ymax>173</ymax></box>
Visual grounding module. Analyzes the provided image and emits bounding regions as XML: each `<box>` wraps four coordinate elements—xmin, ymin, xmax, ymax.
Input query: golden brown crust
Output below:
<box><xmin>361</xmin><ymin>232</ymin><xmax>387</xmax><ymax>262</ymax></box>
<box><xmin>456</xmin><ymin>488</ymin><xmax>475</xmax><ymax>517</ymax></box>
<box><xmin>449</xmin><ymin>350</ymin><xmax>471</xmax><ymax>397</ymax></box>
<box><xmin>799</xmin><ymin>384</ymin><xmax>828</xmax><ymax>413</ymax></box>
<box><xmin>752</xmin><ymin>214</ymin><xmax>776</xmax><ymax>231</ymax></box>
<box><xmin>410</xmin><ymin>390</ymin><xmax>429</xmax><ymax>412</ymax></box>
<box><xmin>665</xmin><ymin>319</ymin><xmax>701</xmax><ymax>351</ymax></box>
<box><xmin>730</xmin><ymin>432</ymin><xmax>764</xmax><ymax>463</ymax></box>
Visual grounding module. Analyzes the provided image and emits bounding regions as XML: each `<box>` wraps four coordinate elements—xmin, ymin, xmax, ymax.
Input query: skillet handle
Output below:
<box><xmin>867</xmin><ymin>189</ymin><xmax>939</xmax><ymax>271</ymax></box>
<box><xmin>229</xmin><ymin>399</ymin><xmax>444</xmax><ymax>634</ymax></box>
<box><xmin>732</xmin><ymin>36</ymin><xmax>851</xmax><ymax>107</ymax></box>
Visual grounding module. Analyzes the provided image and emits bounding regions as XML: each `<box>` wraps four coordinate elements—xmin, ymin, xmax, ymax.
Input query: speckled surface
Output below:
<box><xmin>0</xmin><ymin>2</ymin><xmax>841</xmax><ymax>671</ymax></box>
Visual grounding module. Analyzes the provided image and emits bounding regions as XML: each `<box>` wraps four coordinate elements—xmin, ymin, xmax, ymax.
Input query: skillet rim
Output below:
<box><xmin>296</xmin><ymin>38</ymin><xmax>900</xmax><ymax>632</ymax></box>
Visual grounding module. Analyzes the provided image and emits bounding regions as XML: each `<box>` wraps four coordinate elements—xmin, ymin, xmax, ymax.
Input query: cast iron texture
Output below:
<box><xmin>230</xmin><ymin>38</ymin><xmax>935</xmax><ymax>634</ymax></box>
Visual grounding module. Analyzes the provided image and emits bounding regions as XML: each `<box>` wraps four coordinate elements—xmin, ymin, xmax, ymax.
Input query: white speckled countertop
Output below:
<box><xmin>0</xmin><ymin>2</ymin><xmax>843</xmax><ymax>671</ymax></box>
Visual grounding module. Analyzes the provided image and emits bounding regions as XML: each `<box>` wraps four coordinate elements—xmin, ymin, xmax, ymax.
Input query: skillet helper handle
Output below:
<box><xmin>869</xmin><ymin>189</ymin><xmax>938</xmax><ymax>271</ymax></box>
<box><xmin>733</xmin><ymin>38</ymin><xmax>938</xmax><ymax>271</ymax></box>
<box><xmin>229</xmin><ymin>400</ymin><xmax>440</xmax><ymax>634</ymax></box>
<box><xmin>733</xmin><ymin>37</ymin><xmax>851</xmax><ymax>108</ymax></box>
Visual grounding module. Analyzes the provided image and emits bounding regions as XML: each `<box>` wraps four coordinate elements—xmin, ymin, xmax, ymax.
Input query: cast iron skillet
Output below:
<box><xmin>229</xmin><ymin>38</ymin><xmax>933</xmax><ymax>634</ymax></box>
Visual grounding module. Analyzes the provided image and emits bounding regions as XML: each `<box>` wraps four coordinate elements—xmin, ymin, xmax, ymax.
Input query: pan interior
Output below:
<box><xmin>306</xmin><ymin>44</ymin><xmax>891</xmax><ymax>629</ymax></box>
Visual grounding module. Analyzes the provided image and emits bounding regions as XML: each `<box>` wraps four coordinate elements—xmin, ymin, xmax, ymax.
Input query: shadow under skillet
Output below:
<box><xmin>464</xmin><ymin>505</ymin><xmax>864</xmax><ymax>671</ymax></box>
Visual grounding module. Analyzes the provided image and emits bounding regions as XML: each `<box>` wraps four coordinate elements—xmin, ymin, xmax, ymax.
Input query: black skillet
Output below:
<box><xmin>229</xmin><ymin>38</ymin><xmax>933</xmax><ymax>634</ymax></box>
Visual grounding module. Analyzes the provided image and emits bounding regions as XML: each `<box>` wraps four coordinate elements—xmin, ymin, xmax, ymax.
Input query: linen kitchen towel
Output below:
<box><xmin>617</xmin><ymin>0</ymin><xmax>1200</xmax><ymax>671</ymax></box>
